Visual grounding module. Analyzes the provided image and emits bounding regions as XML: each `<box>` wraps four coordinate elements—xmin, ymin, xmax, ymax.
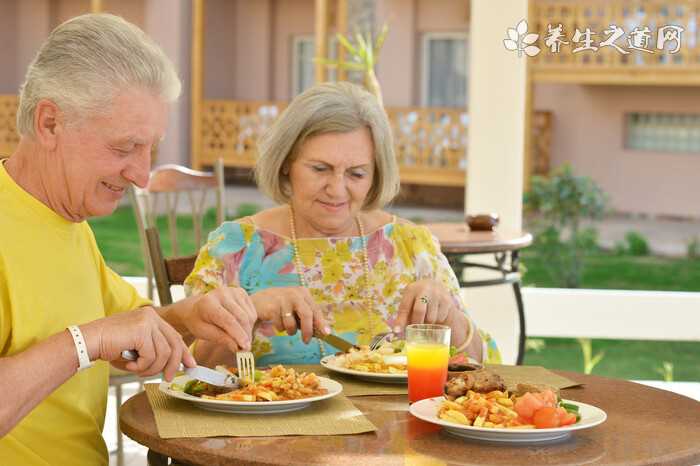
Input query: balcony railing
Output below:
<box><xmin>530</xmin><ymin>0</ymin><xmax>700</xmax><ymax>85</ymax></box>
<box><xmin>0</xmin><ymin>95</ymin><xmax>19</xmax><ymax>157</ymax></box>
<box><xmin>198</xmin><ymin>99</ymin><xmax>553</xmax><ymax>187</ymax></box>
<box><xmin>0</xmin><ymin>95</ymin><xmax>552</xmax><ymax>186</ymax></box>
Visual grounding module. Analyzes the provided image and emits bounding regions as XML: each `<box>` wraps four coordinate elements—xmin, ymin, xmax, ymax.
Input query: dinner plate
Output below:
<box><xmin>159</xmin><ymin>375</ymin><xmax>343</xmax><ymax>414</ymax></box>
<box><xmin>409</xmin><ymin>396</ymin><xmax>607</xmax><ymax>444</ymax></box>
<box><xmin>320</xmin><ymin>355</ymin><xmax>407</xmax><ymax>384</ymax></box>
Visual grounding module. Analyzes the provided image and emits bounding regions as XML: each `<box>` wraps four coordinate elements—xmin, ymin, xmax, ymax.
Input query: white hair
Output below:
<box><xmin>17</xmin><ymin>13</ymin><xmax>181</xmax><ymax>137</ymax></box>
<box><xmin>255</xmin><ymin>82</ymin><xmax>400</xmax><ymax>210</ymax></box>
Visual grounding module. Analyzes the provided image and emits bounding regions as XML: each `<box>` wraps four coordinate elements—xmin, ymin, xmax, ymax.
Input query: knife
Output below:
<box><xmin>120</xmin><ymin>350</ymin><xmax>239</xmax><ymax>388</ymax></box>
<box><xmin>287</xmin><ymin>313</ymin><xmax>357</xmax><ymax>353</ymax></box>
<box><xmin>314</xmin><ymin>331</ymin><xmax>357</xmax><ymax>353</ymax></box>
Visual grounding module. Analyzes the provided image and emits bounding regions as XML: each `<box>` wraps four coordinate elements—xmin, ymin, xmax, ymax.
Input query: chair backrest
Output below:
<box><xmin>131</xmin><ymin>158</ymin><xmax>225</xmax><ymax>301</ymax></box>
<box><xmin>145</xmin><ymin>226</ymin><xmax>197</xmax><ymax>306</ymax></box>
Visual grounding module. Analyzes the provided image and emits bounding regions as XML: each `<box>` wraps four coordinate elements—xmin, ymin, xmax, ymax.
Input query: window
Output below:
<box><xmin>291</xmin><ymin>36</ymin><xmax>365</xmax><ymax>96</ymax></box>
<box><xmin>422</xmin><ymin>33</ymin><xmax>469</xmax><ymax>108</ymax></box>
<box><xmin>292</xmin><ymin>36</ymin><xmax>315</xmax><ymax>96</ymax></box>
<box><xmin>626</xmin><ymin>112</ymin><xmax>700</xmax><ymax>153</ymax></box>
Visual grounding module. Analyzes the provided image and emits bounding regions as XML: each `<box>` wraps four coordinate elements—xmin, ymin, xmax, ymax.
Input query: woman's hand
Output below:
<box><xmin>394</xmin><ymin>279</ymin><xmax>459</xmax><ymax>331</ymax></box>
<box><xmin>251</xmin><ymin>287</ymin><xmax>331</xmax><ymax>344</ymax></box>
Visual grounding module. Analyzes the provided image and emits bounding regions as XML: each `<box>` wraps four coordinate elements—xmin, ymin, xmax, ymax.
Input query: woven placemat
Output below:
<box><xmin>145</xmin><ymin>384</ymin><xmax>377</xmax><ymax>439</ymax></box>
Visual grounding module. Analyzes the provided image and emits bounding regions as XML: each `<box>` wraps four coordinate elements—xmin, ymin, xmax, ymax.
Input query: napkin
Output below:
<box><xmin>485</xmin><ymin>364</ymin><xmax>582</xmax><ymax>391</ymax></box>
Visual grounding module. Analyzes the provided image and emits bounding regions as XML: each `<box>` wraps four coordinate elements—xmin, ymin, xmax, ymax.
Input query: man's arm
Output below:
<box><xmin>0</xmin><ymin>307</ymin><xmax>194</xmax><ymax>438</ymax></box>
<box><xmin>0</xmin><ymin>330</ymin><xmax>80</xmax><ymax>437</ymax></box>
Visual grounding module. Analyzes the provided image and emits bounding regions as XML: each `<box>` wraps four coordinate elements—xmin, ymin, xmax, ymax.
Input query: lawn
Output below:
<box><xmin>521</xmin><ymin>247</ymin><xmax>700</xmax><ymax>292</ymax></box>
<box><xmin>88</xmin><ymin>205</ymin><xmax>700</xmax><ymax>382</ymax></box>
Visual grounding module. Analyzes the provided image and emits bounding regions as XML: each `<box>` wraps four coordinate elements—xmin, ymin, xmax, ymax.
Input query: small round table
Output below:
<box><xmin>120</xmin><ymin>371</ymin><xmax>700</xmax><ymax>466</ymax></box>
<box><xmin>425</xmin><ymin>223</ymin><xmax>533</xmax><ymax>364</ymax></box>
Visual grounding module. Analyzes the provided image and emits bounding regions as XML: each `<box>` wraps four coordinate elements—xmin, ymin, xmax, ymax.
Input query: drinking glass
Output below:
<box><xmin>406</xmin><ymin>324</ymin><xmax>451</xmax><ymax>403</ymax></box>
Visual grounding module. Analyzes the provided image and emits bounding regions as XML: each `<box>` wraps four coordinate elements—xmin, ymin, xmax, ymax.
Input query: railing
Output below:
<box><xmin>199</xmin><ymin>99</ymin><xmax>553</xmax><ymax>187</ymax></box>
<box><xmin>0</xmin><ymin>95</ymin><xmax>19</xmax><ymax>157</ymax></box>
<box><xmin>530</xmin><ymin>0</ymin><xmax>700</xmax><ymax>85</ymax></box>
<box><xmin>0</xmin><ymin>95</ymin><xmax>553</xmax><ymax>185</ymax></box>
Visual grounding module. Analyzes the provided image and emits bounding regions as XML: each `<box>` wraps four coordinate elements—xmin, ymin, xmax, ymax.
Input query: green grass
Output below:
<box><xmin>89</xmin><ymin>207</ymin><xmax>700</xmax><ymax>381</ymax></box>
<box><xmin>87</xmin><ymin>205</ymin><xmax>220</xmax><ymax>276</ymax></box>
<box><xmin>524</xmin><ymin>338</ymin><xmax>700</xmax><ymax>381</ymax></box>
<box><xmin>522</xmin><ymin>247</ymin><xmax>700</xmax><ymax>292</ymax></box>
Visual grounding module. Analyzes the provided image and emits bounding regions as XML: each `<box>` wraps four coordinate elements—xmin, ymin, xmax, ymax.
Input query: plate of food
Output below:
<box><xmin>410</xmin><ymin>368</ymin><xmax>606</xmax><ymax>444</ymax></box>
<box><xmin>160</xmin><ymin>365</ymin><xmax>342</xmax><ymax>414</ymax></box>
<box><xmin>320</xmin><ymin>341</ymin><xmax>408</xmax><ymax>384</ymax></box>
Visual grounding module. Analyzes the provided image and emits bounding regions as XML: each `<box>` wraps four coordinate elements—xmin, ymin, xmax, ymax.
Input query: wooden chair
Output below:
<box><xmin>130</xmin><ymin>159</ymin><xmax>225</xmax><ymax>301</ymax></box>
<box><xmin>145</xmin><ymin>226</ymin><xmax>198</xmax><ymax>306</ymax></box>
<box><xmin>111</xmin><ymin>161</ymin><xmax>224</xmax><ymax>462</ymax></box>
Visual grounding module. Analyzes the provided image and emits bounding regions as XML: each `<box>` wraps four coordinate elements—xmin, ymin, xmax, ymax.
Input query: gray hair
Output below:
<box><xmin>255</xmin><ymin>82</ymin><xmax>400</xmax><ymax>210</ymax></box>
<box><xmin>17</xmin><ymin>13</ymin><xmax>181</xmax><ymax>137</ymax></box>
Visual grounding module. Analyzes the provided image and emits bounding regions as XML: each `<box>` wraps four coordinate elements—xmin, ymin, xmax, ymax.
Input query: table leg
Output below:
<box><xmin>147</xmin><ymin>449</ymin><xmax>169</xmax><ymax>466</ymax></box>
<box><xmin>512</xmin><ymin>280</ymin><xmax>526</xmax><ymax>365</ymax></box>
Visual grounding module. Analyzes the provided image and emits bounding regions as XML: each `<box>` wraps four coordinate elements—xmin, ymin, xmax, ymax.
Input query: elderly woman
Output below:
<box><xmin>186</xmin><ymin>82</ymin><xmax>500</xmax><ymax>366</ymax></box>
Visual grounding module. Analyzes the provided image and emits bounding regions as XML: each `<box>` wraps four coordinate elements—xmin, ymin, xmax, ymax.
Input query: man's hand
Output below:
<box><xmin>81</xmin><ymin>306</ymin><xmax>195</xmax><ymax>381</ymax></box>
<box><xmin>179</xmin><ymin>287</ymin><xmax>258</xmax><ymax>352</ymax></box>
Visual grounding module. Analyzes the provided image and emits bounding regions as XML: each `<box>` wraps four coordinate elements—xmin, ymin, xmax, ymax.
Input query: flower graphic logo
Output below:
<box><xmin>504</xmin><ymin>19</ymin><xmax>541</xmax><ymax>57</ymax></box>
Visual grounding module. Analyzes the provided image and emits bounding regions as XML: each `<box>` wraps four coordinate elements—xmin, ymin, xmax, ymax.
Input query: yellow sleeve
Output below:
<box><xmin>0</xmin><ymin>272</ymin><xmax>10</xmax><ymax>356</ymax></box>
<box><xmin>85</xmin><ymin>225</ymin><xmax>151</xmax><ymax>316</ymax></box>
<box><xmin>100</xmin><ymin>265</ymin><xmax>152</xmax><ymax>316</ymax></box>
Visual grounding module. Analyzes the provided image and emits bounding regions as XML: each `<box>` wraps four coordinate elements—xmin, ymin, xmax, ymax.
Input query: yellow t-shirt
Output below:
<box><xmin>0</xmin><ymin>161</ymin><xmax>150</xmax><ymax>466</ymax></box>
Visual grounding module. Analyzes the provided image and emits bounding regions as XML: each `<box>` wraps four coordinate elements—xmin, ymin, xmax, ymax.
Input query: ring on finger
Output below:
<box><xmin>282</xmin><ymin>311</ymin><xmax>294</xmax><ymax>318</ymax></box>
<box><xmin>419</xmin><ymin>295</ymin><xmax>430</xmax><ymax>305</ymax></box>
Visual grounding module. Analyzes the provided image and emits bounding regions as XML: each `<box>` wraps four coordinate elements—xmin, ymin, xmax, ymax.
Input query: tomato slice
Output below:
<box><xmin>514</xmin><ymin>392</ymin><xmax>545</xmax><ymax>419</ymax></box>
<box><xmin>532</xmin><ymin>406</ymin><xmax>561</xmax><ymax>429</ymax></box>
<box><xmin>558</xmin><ymin>411</ymin><xmax>578</xmax><ymax>426</ymax></box>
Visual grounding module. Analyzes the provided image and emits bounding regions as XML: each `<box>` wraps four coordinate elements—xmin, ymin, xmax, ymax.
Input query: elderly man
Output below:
<box><xmin>0</xmin><ymin>14</ymin><xmax>256</xmax><ymax>465</ymax></box>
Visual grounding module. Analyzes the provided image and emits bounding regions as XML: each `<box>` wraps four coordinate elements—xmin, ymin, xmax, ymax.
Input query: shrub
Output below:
<box><xmin>624</xmin><ymin>231</ymin><xmax>650</xmax><ymax>256</ymax></box>
<box><xmin>524</xmin><ymin>165</ymin><xmax>607</xmax><ymax>288</ymax></box>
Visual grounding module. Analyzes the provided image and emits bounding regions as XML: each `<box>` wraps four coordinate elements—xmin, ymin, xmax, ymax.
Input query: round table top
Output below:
<box><xmin>424</xmin><ymin>223</ymin><xmax>533</xmax><ymax>254</ymax></box>
<box><xmin>120</xmin><ymin>371</ymin><xmax>700</xmax><ymax>466</ymax></box>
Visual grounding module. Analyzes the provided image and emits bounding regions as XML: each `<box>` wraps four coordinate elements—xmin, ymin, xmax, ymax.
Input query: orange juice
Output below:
<box><xmin>407</xmin><ymin>343</ymin><xmax>449</xmax><ymax>403</ymax></box>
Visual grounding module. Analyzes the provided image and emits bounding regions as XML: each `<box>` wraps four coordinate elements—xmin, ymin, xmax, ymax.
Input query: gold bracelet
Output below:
<box><xmin>453</xmin><ymin>315</ymin><xmax>475</xmax><ymax>355</ymax></box>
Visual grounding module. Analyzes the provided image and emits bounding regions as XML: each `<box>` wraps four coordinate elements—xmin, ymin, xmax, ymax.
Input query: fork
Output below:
<box><xmin>236</xmin><ymin>351</ymin><xmax>256</xmax><ymax>383</ymax></box>
<box><xmin>369</xmin><ymin>331</ymin><xmax>395</xmax><ymax>351</ymax></box>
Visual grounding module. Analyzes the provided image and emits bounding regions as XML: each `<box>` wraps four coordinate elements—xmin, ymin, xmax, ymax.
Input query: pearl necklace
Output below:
<box><xmin>288</xmin><ymin>205</ymin><xmax>374</xmax><ymax>356</ymax></box>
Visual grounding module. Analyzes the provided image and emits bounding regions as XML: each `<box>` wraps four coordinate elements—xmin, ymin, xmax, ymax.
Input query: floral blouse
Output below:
<box><xmin>184</xmin><ymin>219</ymin><xmax>501</xmax><ymax>365</ymax></box>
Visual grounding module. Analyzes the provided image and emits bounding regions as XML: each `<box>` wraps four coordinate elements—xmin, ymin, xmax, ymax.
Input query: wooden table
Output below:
<box><xmin>120</xmin><ymin>371</ymin><xmax>700</xmax><ymax>466</ymax></box>
<box><xmin>425</xmin><ymin>223</ymin><xmax>533</xmax><ymax>364</ymax></box>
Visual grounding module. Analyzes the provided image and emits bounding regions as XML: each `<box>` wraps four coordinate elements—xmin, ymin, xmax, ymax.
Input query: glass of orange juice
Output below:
<box><xmin>406</xmin><ymin>324</ymin><xmax>451</xmax><ymax>403</ymax></box>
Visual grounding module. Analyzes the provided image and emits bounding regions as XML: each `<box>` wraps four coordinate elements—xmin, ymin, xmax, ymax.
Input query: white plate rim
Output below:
<box><xmin>159</xmin><ymin>374</ymin><xmax>343</xmax><ymax>408</ymax></box>
<box><xmin>320</xmin><ymin>354</ymin><xmax>407</xmax><ymax>381</ymax></box>
<box><xmin>409</xmin><ymin>396</ymin><xmax>607</xmax><ymax>436</ymax></box>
